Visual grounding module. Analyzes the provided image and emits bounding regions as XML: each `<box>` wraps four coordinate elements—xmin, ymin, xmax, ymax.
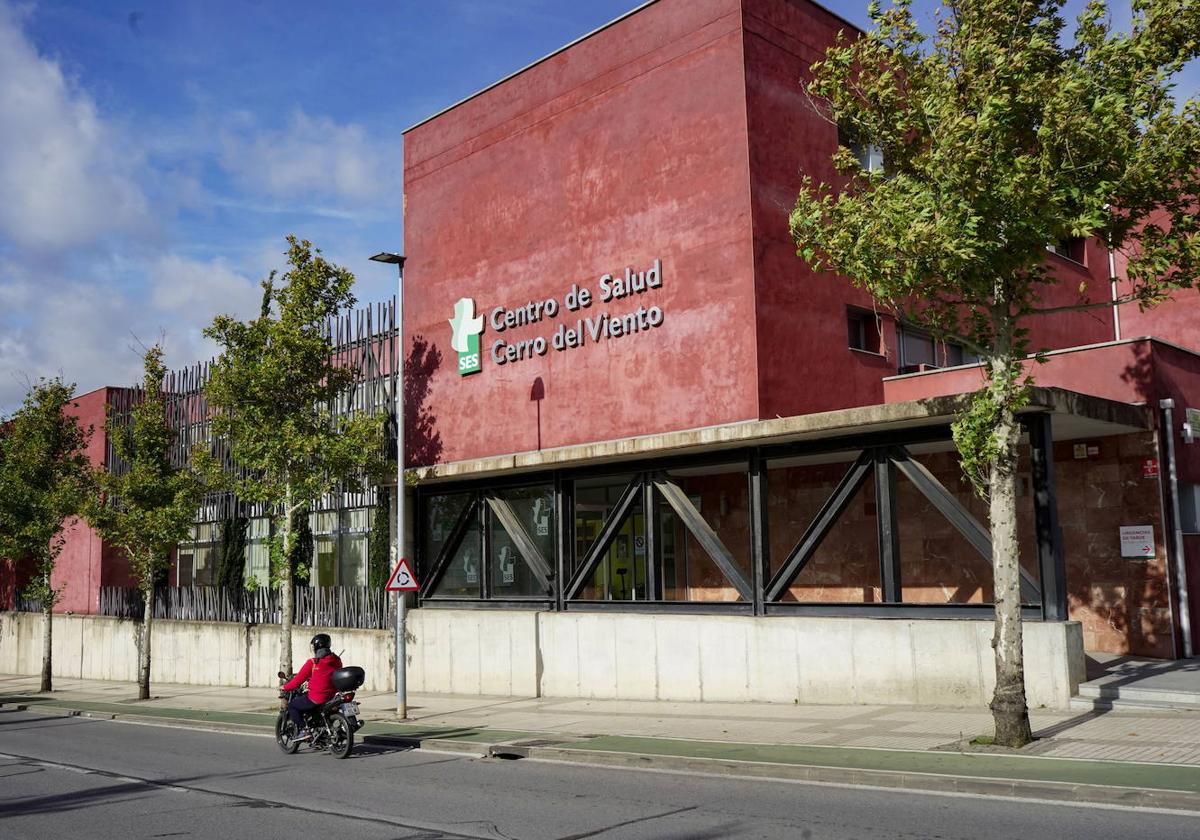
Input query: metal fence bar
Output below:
<box><xmin>95</xmin><ymin>585</ymin><xmax>390</xmax><ymax>629</ymax></box>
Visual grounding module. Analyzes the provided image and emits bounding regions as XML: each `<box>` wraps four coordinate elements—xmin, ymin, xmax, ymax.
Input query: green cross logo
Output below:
<box><xmin>449</xmin><ymin>297</ymin><xmax>484</xmax><ymax>376</ymax></box>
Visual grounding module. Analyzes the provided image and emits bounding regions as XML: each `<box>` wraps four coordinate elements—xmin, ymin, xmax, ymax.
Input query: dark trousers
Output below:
<box><xmin>287</xmin><ymin>694</ymin><xmax>320</xmax><ymax>729</ymax></box>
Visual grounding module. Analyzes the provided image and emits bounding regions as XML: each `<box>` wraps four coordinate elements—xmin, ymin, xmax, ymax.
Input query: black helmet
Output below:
<box><xmin>310</xmin><ymin>633</ymin><xmax>331</xmax><ymax>654</ymax></box>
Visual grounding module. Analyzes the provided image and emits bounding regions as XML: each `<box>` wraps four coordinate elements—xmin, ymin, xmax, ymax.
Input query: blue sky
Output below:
<box><xmin>0</xmin><ymin>0</ymin><xmax>1195</xmax><ymax>412</ymax></box>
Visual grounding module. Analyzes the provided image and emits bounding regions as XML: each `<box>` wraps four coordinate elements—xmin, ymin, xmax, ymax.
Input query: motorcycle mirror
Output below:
<box><xmin>277</xmin><ymin>671</ymin><xmax>287</xmax><ymax>680</ymax></box>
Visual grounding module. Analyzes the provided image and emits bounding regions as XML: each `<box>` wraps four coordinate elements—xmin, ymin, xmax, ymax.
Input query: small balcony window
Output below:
<box><xmin>1047</xmin><ymin>237</ymin><xmax>1086</xmax><ymax>265</ymax></box>
<box><xmin>898</xmin><ymin>325</ymin><xmax>978</xmax><ymax>373</ymax></box>
<box><xmin>847</xmin><ymin>309</ymin><xmax>882</xmax><ymax>354</ymax></box>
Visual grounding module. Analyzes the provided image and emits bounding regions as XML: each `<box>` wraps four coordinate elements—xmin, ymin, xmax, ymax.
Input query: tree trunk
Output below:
<box><xmin>139</xmin><ymin>587</ymin><xmax>153</xmax><ymax>701</ymax></box>
<box><xmin>988</xmin><ymin>358</ymin><xmax>1033</xmax><ymax>748</ymax></box>
<box><xmin>279</xmin><ymin>491</ymin><xmax>294</xmax><ymax>676</ymax></box>
<box><xmin>40</xmin><ymin>602</ymin><xmax>53</xmax><ymax>693</ymax></box>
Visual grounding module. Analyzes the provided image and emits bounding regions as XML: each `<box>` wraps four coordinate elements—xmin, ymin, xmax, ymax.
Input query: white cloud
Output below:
<box><xmin>0</xmin><ymin>3</ymin><xmax>397</xmax><ymax>414</ymax></box>
<box><xmin>0</xmin><ymin>255</ymin><xmax>261</xmax><ymax>413</ymax></box>
<box><xmin>0</xmin><ymin>3</ymin><xmax>150</xmax><ymax>251</ymax></box>
<box><xmin>219</xmin><ymin>110</ymin><xmax>400</xmax><ymax>207</ymax></box>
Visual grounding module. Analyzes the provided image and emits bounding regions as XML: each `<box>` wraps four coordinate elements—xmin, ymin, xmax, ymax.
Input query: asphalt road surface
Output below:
<box><xmin>0</xmin><ymin>707</ymin><xmax>1196</xmax><ymax>840</ymax></box>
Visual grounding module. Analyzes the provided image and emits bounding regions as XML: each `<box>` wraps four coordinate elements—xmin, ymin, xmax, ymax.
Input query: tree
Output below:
<box><xmin>790</xmin><ymin>0</ymin><xmax>1200</xmax><ymax>746</ymax></box>
<box><xmin>217</xmin><ymin>515</ymin><xmax>248</xmax><ymax>591</ymax></box>
<box><xmin>89</xmin><ymin>347</ymin><xmax>205</xmax><ymax>700</ymax></box>
<box><xmin>0</xmin><ymin>379</ymin><xmax>92</xmax><ymax>692</ymax></box>
<box><xmin>203</xmin><ymin>236</ymin><xmax>385</xmax><ymax>674</ymax></box>
<box><xmin>368</xmin><ymin>486</ymin><xmax>392</xmax><ymax>589</ymax></box>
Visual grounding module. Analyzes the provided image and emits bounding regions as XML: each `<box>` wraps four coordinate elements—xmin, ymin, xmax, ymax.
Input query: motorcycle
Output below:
<box><xmin>275</xmin><ymin>665</ymin><xmax>366</xmax><ymax>759</ymax></box>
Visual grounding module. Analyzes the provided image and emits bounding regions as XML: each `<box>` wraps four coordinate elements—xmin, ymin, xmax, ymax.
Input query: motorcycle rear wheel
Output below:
<box><xmin>275</xmin><ymin>713</ymin><xmax>300</xmax><ymax>754</ymax></box>
<box><xmin>327</xmin><ymin>712</ymin><xmax>353</xmax><ymax>759</ymax></box>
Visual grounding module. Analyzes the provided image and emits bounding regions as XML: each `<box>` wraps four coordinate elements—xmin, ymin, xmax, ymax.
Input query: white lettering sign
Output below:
<box><xmin>1119</xmin><ymin>525</ymin><xmax>1155</xmax><ymax>558</ymax></box>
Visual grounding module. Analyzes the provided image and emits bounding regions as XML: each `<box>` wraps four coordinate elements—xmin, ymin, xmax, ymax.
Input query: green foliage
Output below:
<box><xmin>0</xmin><ymin>379</ymin><xmax>92</xmax><ymax>607</ymax></box>
<box><xmin>88</xmin><ymin>347</ymin><xmax>205</xmax><ymax>596</ymax></box>
<box><xmin>368</xmin><ymin>486</ymin><xmax>391</xmax><ymax>589</ymax></box>
<box><xmin>952</xmin><ymin>365</ymin><xmax>1033</xmax><ymax>495</ymax></box>
<box><xmin>791</xmin><ymin>0</ymin><xmax>1200</xmax><ymax>493</ymax></box>
<box><xmin>217</xmin><ymin>515</ymin><xmax>248</xmax><ymax>590</ymax></box>
<box><xmin>201</xmin><ymin>237</ymin><xmax>386</xmax><ymax>576</ymax></box>
<box><xmin>286</xmin><ymin>506</ymin><xmax>313</xmax><ymax>584</ymax></box>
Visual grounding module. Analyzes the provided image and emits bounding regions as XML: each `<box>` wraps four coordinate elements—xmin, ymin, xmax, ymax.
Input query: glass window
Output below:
<box><xmin>487</xmin><ymin>485</ymin><xmax>554</xmax><ymax>598</ymax></box>
<box><xmin>900</xmin><ymin>328</ymin><xmax>937</xmax><ymax>369</ymax></box>
<box><xmin>245</xmin><ymin>517</ymin><xmax>271</xmax><ymax>589</ymax></box>
<box><xmin>899</xmin><ymin>326</ymin><xmax>978</xmax><ymax>370</ymax></box>
<box><xmin>838</xmin><ymin>126</ymin><xmax>884</xmax><ymax>173</ymax></box>
<box><xmin>429</xmin><ymin>511</ymin><xmax>482</xmax><ymax>598</ymax></box>
<box><xmin>422</xmin><ymin>493</ymin><xmax>471</xmax><ymax>576</ymax></box>
<box><xmin>574</xmin><ymin>475</ymin><xmax>635</xmax><ymax>576</ymax></box>
<box><xmin>659</xmin><ymin>464</ymin><xmax>750</xmax><ymax>602</ymax></box>
<box><xmin>180</xmin><ymin>522</ymin><xmax>219</xmax><ymax>586</ymax></box>
<box><xmin>574</xmin><ymin>475</ymin><xmax>643</xmax><ymax>600</ymax></box>
<box><xmin>310</xmin><ymin>511</ymin><xmax>338</xmax><ymax>587</ymax></box>
<box><xmin>896</xmin><ymin>450</ymin><xmax>993</xmax><ymax>604</ymax></box>
<box><xmin>768</xmin><ymin>454</ymin><xmax>881</xmax><ymax>603</ymax></box>
<box><xmin>847</xmin><ymin>309</ymin><xmax>881</xmax><ymax>353</ymax></box>
<box><xmin>177</xmin><ymin>553</ymin><xmax>194</xmax><ymax>586</ymax></box>
<box><xmin>339</xmin><ymin>508</ymin><xmax>370</xmax><ymax>588</ymax></box>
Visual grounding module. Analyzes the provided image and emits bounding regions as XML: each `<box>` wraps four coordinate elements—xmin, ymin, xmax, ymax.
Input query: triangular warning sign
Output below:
<box><xmin>385</xmin><ymin>557</ymin><xmax>420</xmax><ymax>592</ymax></box>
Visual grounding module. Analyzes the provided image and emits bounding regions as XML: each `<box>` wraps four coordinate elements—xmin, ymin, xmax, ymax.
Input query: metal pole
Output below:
<box><xmin>1161</xmin><ymin>399</ymin><xmax>1195</xmax><ymax>658</ymax></box>
<box><xmin>395</xmin><ymin>263</ymin><xmax>407</xmax><ymax>717</ymax></box>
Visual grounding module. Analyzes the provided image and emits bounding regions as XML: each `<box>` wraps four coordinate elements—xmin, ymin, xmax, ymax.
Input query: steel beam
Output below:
<box><xmin>765</xmin><ymin>450</ymin><xmax>874</xmax><ymax>602</ymax></box>
<box><xmin>1026</xmin><ymin>414</ymin><xmax>1068</xmax><ymax>621</ymax></box>
<box><xmin>876</xmin><ymin>449</ymin><xmax>901</xmax><ymax>602</ymax></box>
<box><xmin>564</xmin><ymin>476</ymin><xmax>643</xmax><ymax>600</ymax></box>
<box><xmin>654</xmin><ymin>478</ymin><xmax>753</xmax><ymax>601</ymax></box>
<box><xmin>749</xmin><ymin>454</ymin><xmax>770</xmax><ymax>616</ymax></box>
<box><xmin>890</xmin><ymin>449</ymin><xmax>1041</xmax><ymax>603</ymax></box>
<box><xmin>420</xmin><ymin>496</ymin><xmax>479</xmax><ymax>599</ymax></box>
<box><xmin>485</xmin><ymin>495</ymin><xmax>554</xmax><ymax>592</ymax></box>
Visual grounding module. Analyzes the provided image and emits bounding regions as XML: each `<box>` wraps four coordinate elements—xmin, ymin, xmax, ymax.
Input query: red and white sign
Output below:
<box><xmin>385</xmin><ymin>558</ymin><xmax>420</xmax><ymax>592</ymax></box>
<box><xmin>1142</xmin><ymin>458</ymin><xmax>1160</xmax><ymax>479</ymax></box>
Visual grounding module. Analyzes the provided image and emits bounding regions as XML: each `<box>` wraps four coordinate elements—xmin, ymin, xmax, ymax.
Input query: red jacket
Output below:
<box><xmin>283</xmin><ymin>653</ymin><xmax>343</xmax><ymax>703</ymax></box>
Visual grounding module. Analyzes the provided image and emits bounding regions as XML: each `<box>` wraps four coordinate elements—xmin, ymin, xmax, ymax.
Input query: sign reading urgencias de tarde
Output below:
<box><xmin>448</xmin><ymin>258</ymin><xmax>665</xmax><ymax>376</ymax></box>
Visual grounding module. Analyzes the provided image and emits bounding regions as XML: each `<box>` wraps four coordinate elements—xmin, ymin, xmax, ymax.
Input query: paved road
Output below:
<box><xmin>0</xmin><ymin>708</ymin><xmax>1195</xmax><ymax>840</ymax></box>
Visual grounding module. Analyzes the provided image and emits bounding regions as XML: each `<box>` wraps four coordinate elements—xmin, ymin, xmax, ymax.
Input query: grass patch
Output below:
<box><xmin>969</xmin><ymin>735</ymin><xmax>995</xmax><ymax>746</ymax></box>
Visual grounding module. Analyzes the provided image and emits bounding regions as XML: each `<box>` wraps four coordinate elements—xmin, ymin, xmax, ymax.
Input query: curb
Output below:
<box><xmin>8</xmin><ymin>701</ymin><xmax>1200</xmax><ymax>813</ymax></box>
<box><xmin>494</xmin><ymin>743</ymin><xmax>1200</xmax><ymax>813</ymax></box>
<box><xmin>8</xmin><ymin>703</ymin><xmax>274</xmax><ymax>736</ymax></box>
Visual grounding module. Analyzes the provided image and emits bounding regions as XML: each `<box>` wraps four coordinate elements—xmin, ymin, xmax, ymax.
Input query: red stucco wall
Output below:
<box><xmin>51</xmin><ymin>388</ymin><xmax>111</xmax><ymax>615</ymax></box>
<box><xmin>403</xmin><ymin>0</ymin><xmax>760</xmax><ymax>466</ymax></box>
<box><xmin>741</xmin><ymin>0</ymin><xmax>900</xmax><ymax>418</ymax></box>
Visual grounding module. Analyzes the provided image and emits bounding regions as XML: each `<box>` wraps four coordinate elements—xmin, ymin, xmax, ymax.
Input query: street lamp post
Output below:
<box><xmin>369</xmin><ymin>251</ymin><xmax>407</xmax><ymax>718</ymax></box>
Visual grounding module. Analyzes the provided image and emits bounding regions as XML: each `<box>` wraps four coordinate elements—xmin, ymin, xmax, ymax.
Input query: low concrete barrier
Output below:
<box><xmin>0</xmin><ymin>612</ymin><xmax>392</xmax><ymax>691</ymax></box>
<box><xmin>0</xmin><ymin>609</ymin><xmax>1084</xmax><ymax>708</ymax></box>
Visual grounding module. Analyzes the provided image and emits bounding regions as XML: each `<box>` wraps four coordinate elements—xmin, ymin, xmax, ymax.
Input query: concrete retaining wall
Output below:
<box><xmin>0</xmin><ymin>612</ymin><xmax>392</xmax><ymax>691</ymax></box>
<box><xmin>0</xmin><ymin>609</ymin><xmax>1084</xmax><ymax>709</ymax></box>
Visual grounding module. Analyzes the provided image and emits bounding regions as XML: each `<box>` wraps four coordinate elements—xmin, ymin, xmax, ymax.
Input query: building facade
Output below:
<box><xmin>3</xmin><ymin>0</ymin><xmax>1199</xmax><ymax>705</ymax></box>
<box><xmin>401</xmin><ymin>0</ymin><xmax>1200</xmax><ymax>669</ymax></box>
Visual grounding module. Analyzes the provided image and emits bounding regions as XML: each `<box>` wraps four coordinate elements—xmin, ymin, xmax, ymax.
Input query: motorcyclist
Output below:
<box><xmin>281</xmin><ymin>633</ymin><xmax>343</xmax><ymax>740</ymax></box>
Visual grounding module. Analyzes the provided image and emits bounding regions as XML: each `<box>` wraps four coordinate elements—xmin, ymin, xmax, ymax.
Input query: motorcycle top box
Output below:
<box><xmin>331</xmin><ymin>666</ymin><xmax>365</xmax><ymax>691</ymax></box>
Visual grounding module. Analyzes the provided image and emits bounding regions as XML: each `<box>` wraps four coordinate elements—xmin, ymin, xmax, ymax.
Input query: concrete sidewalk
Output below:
<box><xmin>4</xmin><ymin>672</ymin><xmax>1200</xmax><ymax>766</ymax></box>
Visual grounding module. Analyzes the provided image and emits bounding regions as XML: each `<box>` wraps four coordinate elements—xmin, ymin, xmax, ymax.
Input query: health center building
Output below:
<box><xmin>397</xmin><ymin>0</ymin><xmax>1200</xmax><ymax>707</ymax></box>
<box><xmin>4</xmin><ymin>0</ymin><xmax>1199</xmax><ymax>709</ymax></box>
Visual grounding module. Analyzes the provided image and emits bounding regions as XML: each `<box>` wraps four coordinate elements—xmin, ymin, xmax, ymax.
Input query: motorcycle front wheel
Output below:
<box><xmin>327</xmin><ymin>712</ymin><xmax>354</xmax><ymax>759</ymax></box>
<box><xmin>275</xmin><ymin>713</ymin><xmax>300</xmax><ymax>754</ymax></box>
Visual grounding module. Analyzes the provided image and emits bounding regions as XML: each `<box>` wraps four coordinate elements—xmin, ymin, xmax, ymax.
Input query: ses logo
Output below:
<box><xmin>448</xmin><ymin>298</ymin><xmax>485</xmax><ymax>376</ymax></box>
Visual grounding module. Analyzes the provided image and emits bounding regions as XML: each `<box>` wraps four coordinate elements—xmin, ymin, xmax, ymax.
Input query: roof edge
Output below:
<box><xmin>402</xmin><ymin>0</ymin><xmax>864</xmax><ymax>135</ymax></box>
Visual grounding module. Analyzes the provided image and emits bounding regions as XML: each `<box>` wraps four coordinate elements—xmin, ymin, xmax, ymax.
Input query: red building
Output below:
<box><xmin>402</xmin><ymin>0</ymin><xmax>1200</xmax><ymax>662</ymax></box>
<box><xmin>5</xmin><ymin>0</ymin><xmax>1199</xmax><ymax>694</ymax></box>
